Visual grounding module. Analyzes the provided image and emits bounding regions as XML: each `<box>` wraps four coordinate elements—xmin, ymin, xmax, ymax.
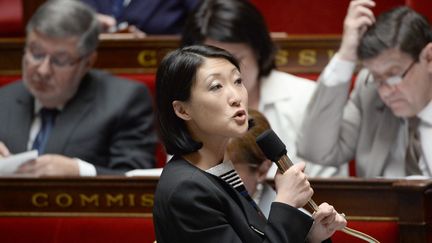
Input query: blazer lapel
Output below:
<box><xmin>44</xmin><ymin>76</ymin><xmax>94</xmax><ymax>154</ymax></box>
<box><xmin>208</xmin><ymin>173</ymin><xmax>267</xmax><ymax>237</ymax></box>
<box><xmin>366</xmin><ymin>104</ymin><xmax>400</xmax><ymax>177</ymax></box>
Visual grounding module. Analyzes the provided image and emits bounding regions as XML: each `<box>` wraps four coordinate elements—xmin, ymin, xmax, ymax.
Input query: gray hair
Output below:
<box><xmin>26</xmin><ymin>0</ymin><xmax>100</xmax><ymax>55</ymax></box>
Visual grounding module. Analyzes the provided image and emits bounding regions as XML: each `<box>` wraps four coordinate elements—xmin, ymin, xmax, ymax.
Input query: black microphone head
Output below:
<box><xmin>256</xmin><ymin>129</ymin><xmax>287</xmax><ymax>162</ymax></box>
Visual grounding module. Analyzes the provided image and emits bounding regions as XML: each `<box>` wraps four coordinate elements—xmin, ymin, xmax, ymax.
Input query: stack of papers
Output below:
<box><xmin>0</xmin><ymin>150</ymin><xmax>38</xmax><ymax>175</ymax></box>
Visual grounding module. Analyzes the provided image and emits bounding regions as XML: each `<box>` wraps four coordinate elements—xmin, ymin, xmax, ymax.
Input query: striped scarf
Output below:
<box><xmin>207</xmin><ymin>160</ymin><xmax>264</xmax><ymax>217</ymax></box>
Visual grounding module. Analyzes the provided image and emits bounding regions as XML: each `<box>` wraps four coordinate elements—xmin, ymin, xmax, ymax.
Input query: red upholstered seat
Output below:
<box><xmin>406</xmin><ymin>0</ymin><xmax>432</xmax><ymax>21</ymax></box>
<box><xmin>119</xmin><ymin>74</ymin><xmax>157</xmax><ymax>97</ymax></box>
<box><xmin>250</xmin><ymin>0</ymin><xmax>405</xmax><ymax>34</ymax></box>
<box><xmin>332</xmin><ymin>220</ymin><xmax>399</xmax><ymax>243</ymax></box>
<box><xmin>0</xmin><ymin>217</ymin><xmax>155</xmax><ymax>243</ymax></box>
<box><xmin>0</xmin><ymin>217</ymin><xmax>398</xmax><ymax>243</ymax></box>
<box><xmin>0</xmin><ymin>0</ymin><xmax>23</xmax><ymax>37</ymax></box>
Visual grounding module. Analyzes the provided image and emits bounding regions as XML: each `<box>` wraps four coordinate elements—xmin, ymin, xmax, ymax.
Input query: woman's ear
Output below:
<box><xmin>172</xmin><ymin>100</ymin><xmax>191</xmax><ymax>121</ymax></box>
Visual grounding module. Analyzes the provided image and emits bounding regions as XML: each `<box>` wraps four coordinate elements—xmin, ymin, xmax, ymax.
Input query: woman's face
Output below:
<box><xmin>204</xmin><ymin>39</ymin><xmax>260</xmax><ymax>96</ymax></box>
<box><xmin>175</xmin><ymin>57</ymin><xmax>249</xmax><ymax>141</ymax></box>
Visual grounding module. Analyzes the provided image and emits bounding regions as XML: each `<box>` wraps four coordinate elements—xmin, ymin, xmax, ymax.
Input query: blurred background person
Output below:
<box><xmin>298</xmin><ymin>0</ymin><xmax>432</xmax><ymax>178</ymax></box>
<box><xmin>182</xmin><ymin>0</ymin><xmax>347</xmax><ymax>177</ymax></box>
<box><xmin>81</xmin><ymin>0</ymin><xmax>199</xmax><ymax>34</ymax></box>
<box><xmin>0</xmin><ymin>0</ymin><xmax>157</xmax><ymax>176</ymax></box>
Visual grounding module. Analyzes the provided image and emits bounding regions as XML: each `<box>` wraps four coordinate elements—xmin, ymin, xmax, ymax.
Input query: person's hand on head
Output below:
<box><xmin>339</xmin><ymin>0</ymin><xmax>376</xmax><ymax>61</ymax></box>
<box><xmin>16</xmin><ymin>154</ymin><xmax>80</xmax><ymax>176</ymax></box>
<box><xmin>307</xmin><ymin>202</ymin><xmax>348</xmax><ymax>243</ymax></box>
<box><xmin>274</xmin><ymin>162</ymin><xmax>313</xmax><ymax>208</ymax></box>
<box><xmin>0</xmin><ymin>142</ymin><xmax>10</xmax><ymax>158</ymax></box>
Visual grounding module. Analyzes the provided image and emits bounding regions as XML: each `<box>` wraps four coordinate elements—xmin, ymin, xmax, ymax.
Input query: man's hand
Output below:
<box><xmin>338</xmin><ymin>0</ymin><xmax>376</xmax><ymax>61</ymax></box>
<box><xmin>307</xmin><ymin>202</ymin><xmax>347</xmax><ymax>243</ymax></box>
<box><xmin>0</xmin><ymin>142</ymin><xmax>10</xmax><ymax>158</ymax></box>
<box><xmin>16</xmin><ymin>154</ymin><xmax>80</xmax><ymax>176</ymax></box>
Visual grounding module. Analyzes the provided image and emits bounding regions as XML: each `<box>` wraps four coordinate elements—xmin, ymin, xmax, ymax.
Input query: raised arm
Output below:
<box><xmin>297</xmin><ymin>0</ymin><xmax>375</xmax><ymax>166</ymax></box>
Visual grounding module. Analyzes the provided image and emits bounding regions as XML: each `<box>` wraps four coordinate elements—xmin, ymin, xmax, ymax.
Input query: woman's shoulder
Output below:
<box><xmin>157</xmin><ymin>158</ymin><xmax>217</xmax><ymax>197</ymax></box>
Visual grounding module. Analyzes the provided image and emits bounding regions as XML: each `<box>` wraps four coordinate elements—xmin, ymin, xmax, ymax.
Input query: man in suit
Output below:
<box><xmin>0</xmin><ymin>0</ymin><xmax>157</xmax><ymax>176</ymax></box>
<box><xmin>297</xmin><ymin>0</ymin><xmax>432</xmax><ymax>178</ymax></box>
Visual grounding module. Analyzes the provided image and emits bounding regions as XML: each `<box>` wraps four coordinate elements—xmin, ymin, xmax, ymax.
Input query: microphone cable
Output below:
<box><xmin>256</xmin><ymin>129</ymin><xmax>380</xmax><ymax>243</ymax></box>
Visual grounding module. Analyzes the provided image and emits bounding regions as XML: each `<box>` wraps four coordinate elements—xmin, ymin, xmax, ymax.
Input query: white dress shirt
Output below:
<box><xmin>28</xmin><ymin>101</ymin><xmax>97</xmax><ymax>176</ymax></box>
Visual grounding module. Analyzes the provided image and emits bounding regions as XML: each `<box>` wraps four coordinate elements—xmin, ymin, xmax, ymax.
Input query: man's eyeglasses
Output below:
<box><xmin>24</xmin><ymin>46</ymin><xmax>85</xmax><ymax>69</ymax></box>
<box><xmin>365</xmin><ymin>61</ymin><xmax>416</xmax><ymax>88</ymax></box>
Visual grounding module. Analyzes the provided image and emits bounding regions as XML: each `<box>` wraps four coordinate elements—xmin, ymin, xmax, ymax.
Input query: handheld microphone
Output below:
<box><xmin>256</xmin><ymin>129</ymin><xmax>319</xmax><ymax>211</ymax></box>
<box><xmin>256</xmin><ymin>129</ymin><xmax>379</xmax><ymax>243</ymax></box>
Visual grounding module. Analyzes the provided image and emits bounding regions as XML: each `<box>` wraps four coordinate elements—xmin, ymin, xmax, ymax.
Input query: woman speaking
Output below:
<box><xmin>153</xmin><ymin>45</ymin><xmax>346</xmax><ymax>243</ymax></box>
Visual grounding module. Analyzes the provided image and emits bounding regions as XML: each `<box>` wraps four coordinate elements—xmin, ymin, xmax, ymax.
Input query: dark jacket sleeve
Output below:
<box><xmin>154</xmin><ymin>172</ymin><xmax>314</xmax><ymax>243</ymax></box>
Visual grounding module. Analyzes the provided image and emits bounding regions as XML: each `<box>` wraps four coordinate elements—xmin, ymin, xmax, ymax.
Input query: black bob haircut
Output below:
<box><xmin>156</xmin><ymin>45</ymin><xmax>240</xmax><ymax>155</ymax></box>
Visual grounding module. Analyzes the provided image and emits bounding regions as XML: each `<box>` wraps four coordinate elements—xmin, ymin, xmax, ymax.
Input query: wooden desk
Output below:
<box><xmin>0</xmin><ymin>35</ymin><xmax>340</xmax><ymax>75</ymax></box>
<box><xmin>0</xmin><ymin>177</ymin><xmax>430</xmax><ymax>242</ymax></box>
<box><xmin>310</xmin><ymin>178</ymin><xmax>432</xmax><ymax>243</ymax></box>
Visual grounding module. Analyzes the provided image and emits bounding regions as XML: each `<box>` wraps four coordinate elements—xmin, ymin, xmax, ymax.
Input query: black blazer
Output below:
<box><xmin>0</xmin><ymin>70</ymin><xmax>157</xmax><ymax>174</ymax></box>
<box><xmin>153</xmin><ymin>157</ymin><xmax>314</xmax><ymax>243</ymax></box>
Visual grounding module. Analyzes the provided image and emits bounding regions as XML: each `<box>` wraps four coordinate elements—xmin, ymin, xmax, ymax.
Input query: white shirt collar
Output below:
<box><xmin>33</xmin><ymin>100</ymin><xmax>63</xmax><ymax>115</ymax></box>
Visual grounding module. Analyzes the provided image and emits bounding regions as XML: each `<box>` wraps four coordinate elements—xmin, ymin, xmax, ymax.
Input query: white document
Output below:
<box><xmin>0</xmin><ymin>150</ymin><xmax>38</xmax><ymax>175</ymax></box>
<box><xmin>125</xmin><ymin>168</ymin><xmax>163</xmax><ymax>177</ymax></box>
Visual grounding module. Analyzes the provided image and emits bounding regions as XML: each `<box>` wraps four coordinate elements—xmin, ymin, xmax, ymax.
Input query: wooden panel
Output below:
<box><xmin>0</xmin><ymin>176</ymin><xmax>158</xmax><ymax>217</ymax></box>
<box><xmin>0</xmin><ymin>177</ymin><xmax>430</xmax><ymax>241</ymax></box>
<box><xmin>0</xmin><ymin>34</ymin><xmax>340</xmax><ymax>75</ymax></box>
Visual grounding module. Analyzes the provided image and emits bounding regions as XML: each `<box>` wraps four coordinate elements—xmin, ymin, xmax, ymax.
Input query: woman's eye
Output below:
<box><xmin>234</xmin><ymin>78</ymin><xmax>242</xmax><ymax>85</ymax></box>
<box><xmin>210</xmin><ymin>83</ymin><xmax>222</xmax><ymax>91</ymax></box>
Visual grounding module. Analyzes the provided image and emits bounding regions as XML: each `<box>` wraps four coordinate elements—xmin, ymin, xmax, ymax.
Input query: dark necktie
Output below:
<box><xmin>32</xmin><ymin>108</ymin><xmax>58</xmax><ymax>155</ymax></box>
<box><xmin>405</xmin><ymin>117</ymin><xmax>423</xmax><ymax>176</ymax></box>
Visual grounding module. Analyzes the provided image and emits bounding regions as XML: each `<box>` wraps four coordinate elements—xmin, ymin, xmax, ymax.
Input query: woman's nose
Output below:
<box><xmin>229</xmin><ymin>89</ymin><xmax>242</xmax><ymax>107</ymax></box>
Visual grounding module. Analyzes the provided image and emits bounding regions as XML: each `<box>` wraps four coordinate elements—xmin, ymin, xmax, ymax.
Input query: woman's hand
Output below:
<box><xmin>307</xmin><ymin>202</ymin><xmax>347</xmax><ymax>243</ymax></box>
<box><xmin>274</xmin><ymin>162</ymin><xmax>313</xmax><ymax>208</ymax></box>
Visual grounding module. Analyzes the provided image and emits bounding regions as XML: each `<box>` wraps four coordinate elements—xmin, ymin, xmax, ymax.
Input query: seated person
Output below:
<box><xmin>297</xmin><ymin>0</ymin><xmax>432</xmax><ymax>178</ymax></box>
<box><xmin>182</xmin><ymin>0</ymin><xmax>347</xmax><ymax>177</ymax></box>
<box><xmin>0</xmin><ymin>0</ymin><xmax>157</xmax><ymax>176</ymax></box>
<box><xmin>81</xmin><ymin>0</ymin><xmax>199</xmax><ymax>34</ymax></box>
<box><xmin>153</xmin><ymin>44</ymin><xmax>346</xmax><ymax>243</ymax></box>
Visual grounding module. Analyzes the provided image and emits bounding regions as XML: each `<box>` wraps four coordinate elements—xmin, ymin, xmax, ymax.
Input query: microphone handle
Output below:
<box><xmin>276</xmin><ymin>155</ymin><xmax>379</xmax><ymax>243</ymax></box>
<box><xmin>277</xmin><ymin>155</ymin><xmax>320</xmax><ymax>211</ymax></box>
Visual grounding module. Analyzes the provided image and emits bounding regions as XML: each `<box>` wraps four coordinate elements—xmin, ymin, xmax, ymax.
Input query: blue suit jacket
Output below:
<box><xmin>82</xmin><ymin>0</ymin><xmax>199</xmax><ymax>34</ymax></box>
